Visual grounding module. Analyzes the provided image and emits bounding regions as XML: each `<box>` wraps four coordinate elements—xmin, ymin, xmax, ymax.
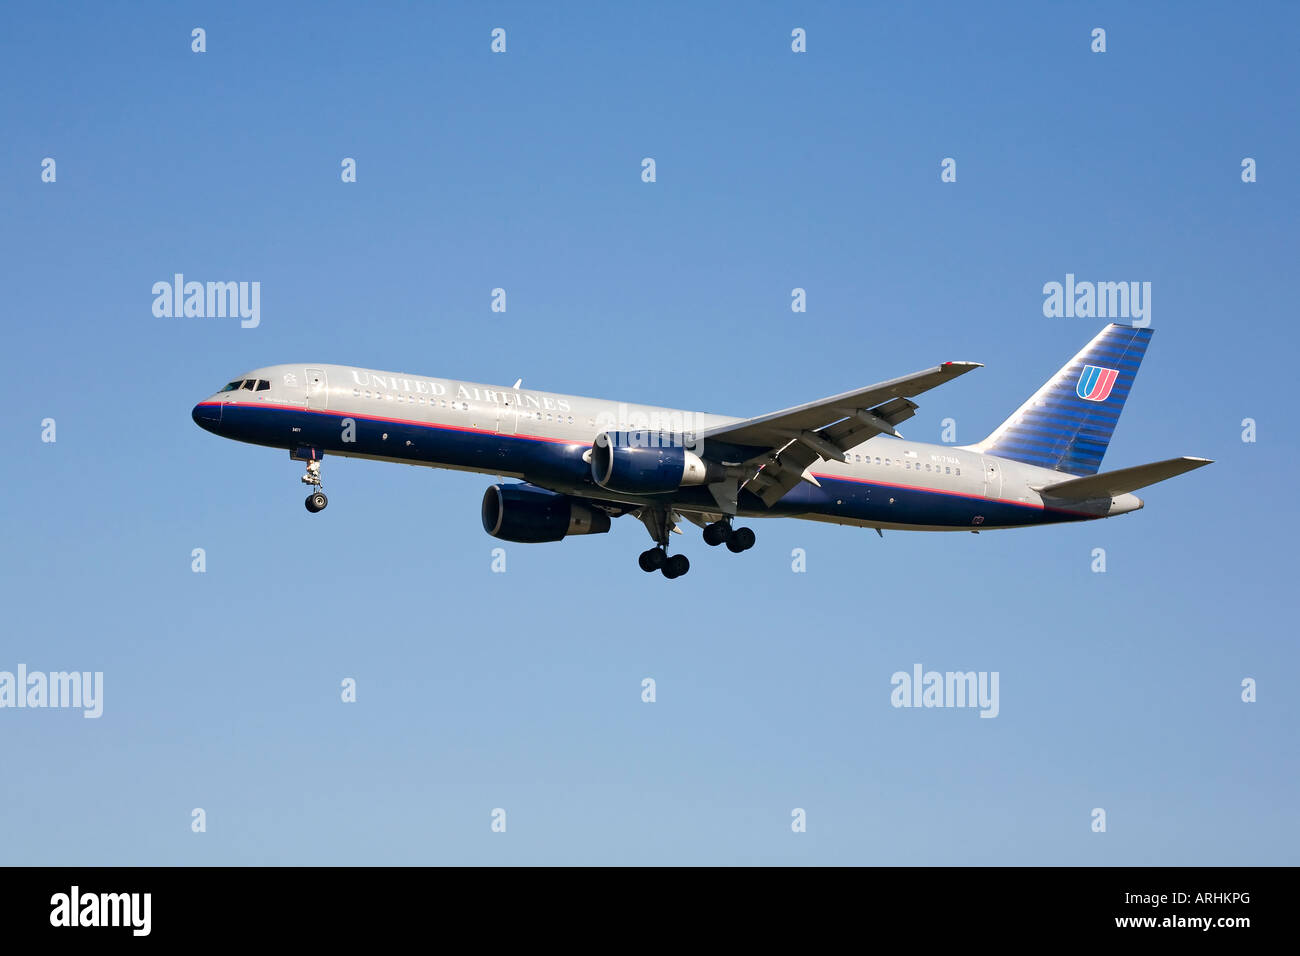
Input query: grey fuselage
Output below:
<box><xmin>192</xmin><ymin>364</ymin><xmax>1142</xmax><ymax>532</ymax></box>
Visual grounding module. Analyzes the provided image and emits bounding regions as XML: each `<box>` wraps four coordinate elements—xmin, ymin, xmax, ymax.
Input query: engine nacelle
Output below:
<box><xmin>481</xmin><ymin>483</ymin><xmax>612</xmax><ymax>543</ymax></box>
<box><xmin>590</xmin><ymin>431</ymin><xmax>720</xmax><ymax>495</ymax></box>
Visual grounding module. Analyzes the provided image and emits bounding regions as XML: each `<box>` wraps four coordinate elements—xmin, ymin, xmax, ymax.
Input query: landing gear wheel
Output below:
<box><xmin>702</xmin><ymin>521</ymin><xmax>731</xmax><ymax>547</ymax></box>
<box><xmin>726</xmin><ymin>526</ymin><xmax>755</xmax><ymax>552</ymax></box>
<box><xmin>638</xmin><ymin>548</ymin><xmax>667</xmax><ymax>573</ymax></box>
<box><xmin>662</xmin><ymin>554</ymin><xmax>690</xmax><ymax>579</ymax></box>
<box><xmin>305</xmin><ymin>491</ymin><xmax>329</xmax><ymax>513</ymax></box>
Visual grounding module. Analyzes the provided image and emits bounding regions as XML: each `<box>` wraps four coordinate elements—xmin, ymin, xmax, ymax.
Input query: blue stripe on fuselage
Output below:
<box><xmin>211</xmin><ymin>403</ymin><xmax>1094</xmax><ymax>529</ymax></box>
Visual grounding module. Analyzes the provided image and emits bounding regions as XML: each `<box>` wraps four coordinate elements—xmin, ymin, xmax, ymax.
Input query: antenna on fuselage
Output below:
<box><xmin>512</xmin><ymin>378</ymin><xmax>522</xmax><ymax>389</ymax></box>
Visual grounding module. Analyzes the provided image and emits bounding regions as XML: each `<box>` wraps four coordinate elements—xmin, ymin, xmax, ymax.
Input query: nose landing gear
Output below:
<box><xmin>298</xmin><ymin>454</ymin><xmax>328</xmax><ymax>513</ymax></box>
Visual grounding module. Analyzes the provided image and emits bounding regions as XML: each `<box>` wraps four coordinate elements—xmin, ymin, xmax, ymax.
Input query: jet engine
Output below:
<box><xmin>589</xmin><ymin>431</ymin><xmax>723</xmax><ymax>495</ymax></box>
<box><xmin>481</xmin><ymin>483</ymin><xmax>612</xmax><ymax>543</ymax></box>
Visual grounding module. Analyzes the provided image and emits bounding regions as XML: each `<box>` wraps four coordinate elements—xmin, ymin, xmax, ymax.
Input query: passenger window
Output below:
<box><xmin>885</xmin><ymin>459</ymin><xmax>891</xmax><ymax>466</ymax></box>
<box><xmin>875</xmin><ymin>457</ymin><xmax>881</xmax><ymax>465</ymax></box>
<box><xmin>944</xmin><ymin>466</ymin><xmax>950</xmax><ymax>474</ymax></box>
<box><xmin>353</xmin><ymin>388</ymin><xmax>360</xmax><ymax>397</ymax></box>
<box><xmin>955</xmin><ymin>468</ymin><xmax>961</xmax><ymax>476</ymax></box>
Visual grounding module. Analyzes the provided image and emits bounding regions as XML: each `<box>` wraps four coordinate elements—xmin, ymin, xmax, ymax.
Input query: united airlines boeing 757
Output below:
<box><xmin>192</xmin><ymin>324</ymin><xmax>1210</xmax><ymax>578</ymax></box>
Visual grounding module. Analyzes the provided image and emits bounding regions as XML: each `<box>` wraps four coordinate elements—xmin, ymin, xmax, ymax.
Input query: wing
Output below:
<box><xmin>700</xmin><ymin>361</ymin><xmax>982</xmax><ymax>507</ymax></box>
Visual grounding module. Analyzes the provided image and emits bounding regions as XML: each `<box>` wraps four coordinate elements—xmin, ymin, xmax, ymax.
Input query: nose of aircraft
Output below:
<box><xmin>192</xmin><ymin>401</ymin><xmax>222</xmax><ymax>431</ymax></box>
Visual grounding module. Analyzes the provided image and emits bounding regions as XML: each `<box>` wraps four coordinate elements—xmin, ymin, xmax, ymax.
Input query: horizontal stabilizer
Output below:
<box><xmin>1033</xmin><ymin>456</ymin><xmax>1213</xmax><ymax>499</ymax></box>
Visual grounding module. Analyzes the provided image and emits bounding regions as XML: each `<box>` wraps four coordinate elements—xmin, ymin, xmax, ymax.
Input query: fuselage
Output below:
<box><xmin>191</xmin><ymin>364</ymin><xmax>1142</xmax><ymax>532</ymax></box>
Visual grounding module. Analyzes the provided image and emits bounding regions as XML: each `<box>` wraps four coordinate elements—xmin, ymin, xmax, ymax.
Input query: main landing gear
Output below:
<box><xmin>301</xmin><ymin>458</ymin><xmax>328</xmax><ymax>513</ymax></box>
<box><xmin>634</xmin><ymin>512</ymin><xmax>757</xmax><ymax>578</ymax></box>
<box><xmin>638</xmin><ymin>546</ymin><xmax>690</xmax><ymax>579</ymax></box>
<box><xmin>702</xmin><ymin>519</ymin><xmax>755</xmax><ymax>553</ymax></box>
<box><xmin>637</xmin><ymin>507</ymin><xmax>690</xmax><ymax>579</ymax></box>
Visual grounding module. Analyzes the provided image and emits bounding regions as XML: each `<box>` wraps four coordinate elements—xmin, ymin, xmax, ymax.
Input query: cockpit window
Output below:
<box><xmin>220</xmin><ymin>381</ymin><xmax>242</xmax><ymax>392</ymax></box>
<box><xmin>241</xmin><ymin>380</ymin><xmax>255</xmax><ymax>390</ymax></box>
<box><xmin>255</xmin><ymin>380</ymin><xmax>270</xmax><ymax>391</ymax></box>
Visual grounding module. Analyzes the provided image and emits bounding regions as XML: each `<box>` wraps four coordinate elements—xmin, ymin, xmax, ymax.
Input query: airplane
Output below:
<box><xmin>191</xmin><ymin>323</ymin><xmax>1211</xmax><ymax>578</ymax></box>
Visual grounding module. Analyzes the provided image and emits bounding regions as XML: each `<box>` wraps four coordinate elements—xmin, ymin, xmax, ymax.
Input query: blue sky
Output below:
<box><xmin>2</xmin><ymin>1</ymin><xmax>1296</xmax><ymax>865</ymax></box>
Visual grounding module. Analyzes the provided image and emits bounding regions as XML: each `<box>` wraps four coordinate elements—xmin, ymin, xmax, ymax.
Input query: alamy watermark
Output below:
<box><xmin>890</xmin><ymin>664</ymin><xmax>999</xmax><ymax>718</ymax></box>
<box><xmin>152</xmin><ymin>273</ymin><xmax>260</xmax><ymax>328</ymax></box>
<box><xmin>50</xmin><ymin>886</ymin><xmax>149</xmax><ymax>936</ymax></box>
<box><xmin>0</xmin><ymin>665</ymin><xmax>103</xmax><ymax>718</ymax></box>
<box><xmin>1042</xmin><ymin>273</ymin><xmax>1150</xmax><ymax>327</ymax></box>
<box><xmin>593</xmin><ymin>405</ymin><xmax>707</xmax><ymax>454</ymax></box>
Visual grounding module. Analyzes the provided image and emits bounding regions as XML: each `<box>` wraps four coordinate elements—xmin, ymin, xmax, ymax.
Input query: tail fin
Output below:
<box><xmin>972</xmin><ymin>323</ymin><xmax>1153</xmax><ymax>476</ymax></box>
